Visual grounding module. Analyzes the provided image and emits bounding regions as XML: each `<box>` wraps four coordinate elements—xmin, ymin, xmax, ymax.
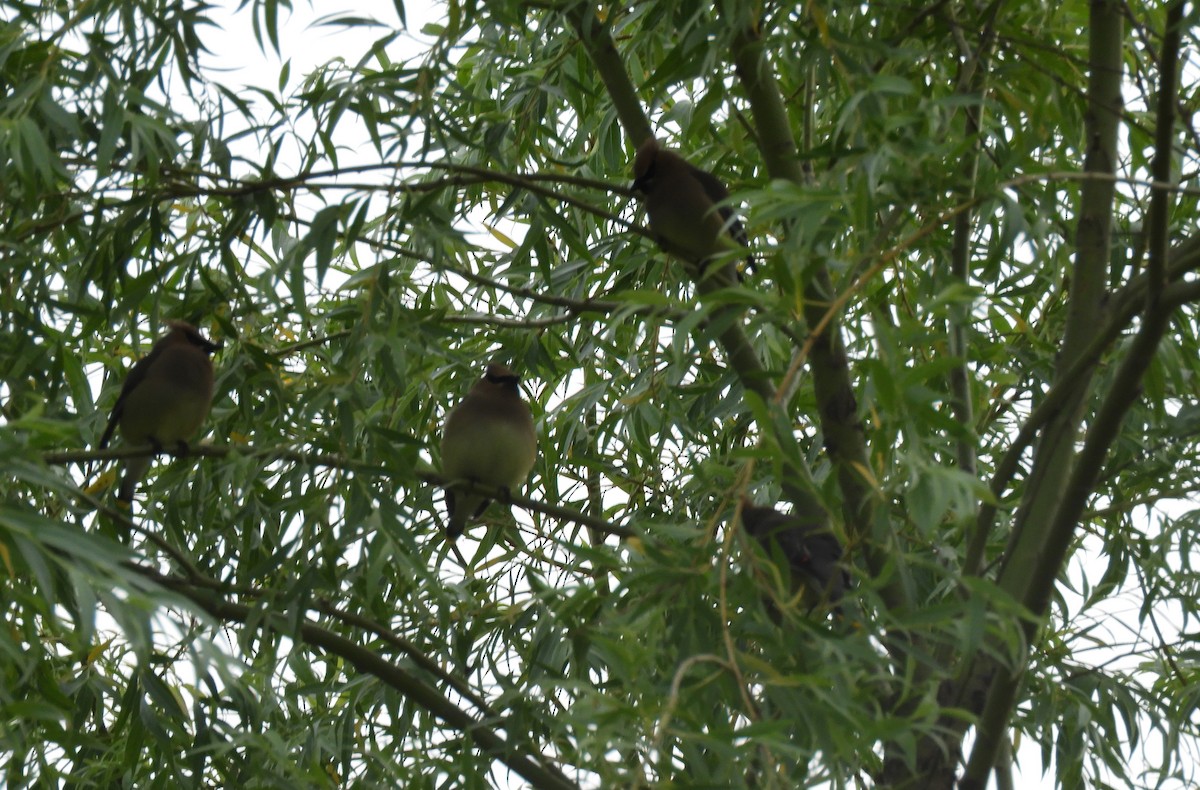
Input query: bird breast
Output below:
<box><xmin>119</xmin><ymin>376</ymin><xmax>213</xmax><ymax>445</ymax></box>
<box><xmin>442</xmin><ymin>416</ymin><xmax>536</xmax><ymax>489</ymax></box>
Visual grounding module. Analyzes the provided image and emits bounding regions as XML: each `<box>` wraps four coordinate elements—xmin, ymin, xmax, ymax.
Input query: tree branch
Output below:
<box><xmin>725</xmin><ymin>7</ymin><xmax>894</xmax><ymax>604</ymax></box>
<box><xmin>137</xmin><ymin>567</ymin><xmax>578</xmax><ymax>790</ymax></box>
<box><xmin>994</xmin><ymin>0</ymin><xmax>1125</xmax><ymax>599</ymax></box>
<box><xmin>945</xmin><ymin>0</ymin><xmax>1002</xmax><ymax>481</ymax></box>
<box><xmin>966</xmin><ymin>243</ymin><xmax>1200</xmax><ymax>575</ymax></box>
<box><xmin>562</xmin><ymin>6</ymin><xmax>653</xmax><ymax>145</ymax></box>
<box><xmin>1143</xmin><ymin>0</ymin><xmax>1184</xmax><ymax>314</ymax></box>
<box><xmin>45</xmin><ymin>444</ymin><xmax>633</xmax><ymax>539</ymax></box>
<box><xmin>964</xmin><ymin>1</ymin><xmax>1145</xmax><ymax>782</ymax></box>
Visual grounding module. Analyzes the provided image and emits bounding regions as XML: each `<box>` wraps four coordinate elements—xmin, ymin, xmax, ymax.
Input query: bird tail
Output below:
<box><xmin>117</xmin><ymin>455</ymin><xmax>152</xmax><ymax>503</ymax></box>
<box><xmin>445</xmin><ymin>492</ymin><xmax>490</xmax><ymax>539</ymax></box>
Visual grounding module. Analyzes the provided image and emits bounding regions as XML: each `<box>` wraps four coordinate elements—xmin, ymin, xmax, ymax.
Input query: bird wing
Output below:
<box><xmin>97</xmin><ymin>342</ymin><xmax>163</xmax><ymax>448</ymax></box>
<box><xmin>688</xmin><ymin>165</ymin><xmax>747</xmax><ymax>244</ymax></box>
<box><xmin>689</xmin><ymin>164</ymin><xmax>752</xmax><ymax>273</ymax></box>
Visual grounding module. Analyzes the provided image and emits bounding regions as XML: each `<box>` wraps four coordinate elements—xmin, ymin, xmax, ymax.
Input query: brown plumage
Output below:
<box><xmin>631</xmin><ymin>137</ymin><xmax>752</xmax><ymax>284</ymax></box>
<box><xmin>99</xmin><ymin>321</ymin><xmax>220</xmax><ymax>502</ymax></box>
<box><xmin>440</xmin><ymin>363</ymin><xmax>538</xmax><ymax>539</ymax></box>
<box><xmin>741</xmin><ymin>500</ymin><xmax>848</xmax><ymax>615</ymax></box>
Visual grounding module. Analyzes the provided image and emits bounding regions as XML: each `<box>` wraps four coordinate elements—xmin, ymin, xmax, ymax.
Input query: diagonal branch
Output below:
<box><xmin>993</xmin><ymin>0</ymin><xmax>1126</xmax><ymax>601</ymax></box>
<box><xmin>562</xmin><ymin>6</ymin><xmax>653</xmax><ymax>145</ymax></box>
<box><xmin>962</xmin><ymin>1</ymin><xmax>1186</xmax><ymax>785</ymax></box>
<box><xmin>965</xmin><ymin>256</ymin><xmax>1200</xmax><ymax>575</ymax></box>
<box><xmin>138</xmin><ymin>566</ymin><xmax>578</xmax><ymax>790</ymax></box>
<box><xmin>724</xmin><ymin>8</ymin><xmax>893</xmax><ymax>603</ymax></box>
<box><xmin>561</xmin><ymin>3</ymin><xmax>828</xmax><ymax>511</ymax></box>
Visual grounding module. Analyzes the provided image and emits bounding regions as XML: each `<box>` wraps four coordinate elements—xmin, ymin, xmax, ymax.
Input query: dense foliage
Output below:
<box><xmin>2</xmin><ymin>1</ymin><xmax>1198</xmax><ymax>787</ymax></box>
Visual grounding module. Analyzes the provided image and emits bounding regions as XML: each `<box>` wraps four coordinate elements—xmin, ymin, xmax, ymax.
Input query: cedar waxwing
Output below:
<box><xmin>440</xmin><ymin>363</ymin><xmax>538</xmax><ymax>539</ymax></box>
<box><xmin>741</xmin><ymin>500</ymin><xmax>848</xmax><ymax>614</ymax></box>
<box><xmin>98</xmin><ymin>321</ymin><xmax>220</xmax><ymax>503</ymax></box>
<box><xmin>631</xmin><ymin>137</ymin><xmax>753</xmax><ymax>284</ymax></box>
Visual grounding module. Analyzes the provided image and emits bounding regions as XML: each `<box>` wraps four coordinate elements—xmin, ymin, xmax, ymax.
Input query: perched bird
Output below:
<box><xmin>440</xmin><ymin>363</ymin><xmax>538</xmax><ymax>539</ymax></box>
<box><xmin>631</xmin><ymin>137</ymin><xmax>753</xmax><ymax>284</ymax></box>
<box><xmin>741</xmin><ymin>500</ymin><xmax>848</xmax><ymax>615</ymax></box>
<box><xmin>98</xmin><ymin>321</ymin><xmax>220</xmax><ymax>503</ymax></box>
